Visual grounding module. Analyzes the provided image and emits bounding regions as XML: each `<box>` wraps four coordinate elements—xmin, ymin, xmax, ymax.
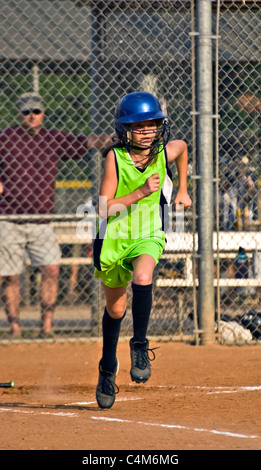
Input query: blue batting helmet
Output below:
<box><xmin>114</xmin><ymin>92</ymin><xmax>170</xmax><ymax>156</ymax></box>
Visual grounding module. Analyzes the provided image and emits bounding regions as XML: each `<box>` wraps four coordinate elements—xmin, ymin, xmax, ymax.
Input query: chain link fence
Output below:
<box><xmin>215</xmin><ymin>0</ymin><xmax>261</xmax><ymax>344</ymax></box>
<box><xmin>0</xmin><ymin>0</ymin><xmax>260</xmax><ymax>344</ymax></box>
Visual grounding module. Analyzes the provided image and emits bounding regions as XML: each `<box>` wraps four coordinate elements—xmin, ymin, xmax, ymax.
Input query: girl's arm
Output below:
<box><xmin>166</xmin><ymin>140</ymin><xmax>192</xmax><ymax>209</ymax></box>
<box><xmin>98</xmin><ymin>150</ymin><xmax>160</xmax><ymax>218</ymax></box>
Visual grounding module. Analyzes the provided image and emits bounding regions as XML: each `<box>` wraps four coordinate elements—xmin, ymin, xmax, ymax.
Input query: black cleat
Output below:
<box><xmin>96</xmin><ymin>360</ymin><xmax>119</xmax><ymax>409</ymax></box>
<box><xmin>130</xmin><ymin>338</ymin><xmax>157</xmax><ymax>384</ymax></box>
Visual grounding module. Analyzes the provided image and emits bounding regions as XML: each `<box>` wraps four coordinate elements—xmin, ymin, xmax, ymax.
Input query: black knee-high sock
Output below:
<box><xmin>131</xmin><ymin>282</ymin><xmax>153</xmax><ymax>343</ymax></box>
<box><xmin>101</xmin><ymin>307</ymin><xmax>125</xmax><ymax>372</ymax></box>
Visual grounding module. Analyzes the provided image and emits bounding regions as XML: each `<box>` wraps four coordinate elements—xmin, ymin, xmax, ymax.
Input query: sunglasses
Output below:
<box><xmin>21</xmin><ymin>109</ymin><xmax>43</xmax><ymax>116</ymax></box>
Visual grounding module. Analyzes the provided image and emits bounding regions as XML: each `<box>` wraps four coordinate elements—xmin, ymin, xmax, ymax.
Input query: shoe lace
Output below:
<box><xmin>133</xmin><ymin>346</ymin><xmax>159</xmax><ymax>370</ymax></box>
<box><xmin>101</xmin><ymin>373</ymin><xmax>119</xmax><ymax>396</ymax></box>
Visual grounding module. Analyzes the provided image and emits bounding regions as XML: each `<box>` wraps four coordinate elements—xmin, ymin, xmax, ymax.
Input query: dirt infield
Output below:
<box><xmin>0</xmin><ymin>340</ymin><xmax>261</xmax><ymax>451</ymax></box>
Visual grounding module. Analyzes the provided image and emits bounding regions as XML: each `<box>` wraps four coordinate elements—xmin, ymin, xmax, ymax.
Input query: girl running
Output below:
<box><xmin>93</xmin><ymin>91</ymin><xmax>191</xmax><ymax>408</ymax></box>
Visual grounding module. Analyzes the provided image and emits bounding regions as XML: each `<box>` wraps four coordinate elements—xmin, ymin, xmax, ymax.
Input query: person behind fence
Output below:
<box><xmin>0</xmin><ymin>91</ymin><xmax>111</xmax><ymax>338</ymax></box>
<box><xmin>235</xmin><ymin>156</ymin><xmax>257</xmax><ymax>230</ymax></box>
<box><xmin>93</xmin><ymin>91</ymin><xmax>192</xmax><ymax>409</ymax></box>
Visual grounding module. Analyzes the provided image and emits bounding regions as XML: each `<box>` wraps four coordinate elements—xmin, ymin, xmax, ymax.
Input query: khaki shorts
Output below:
<box><xmin>0</xmin><ymin>221</ymin><xmax>61</xmax><ymax>276</ymax></box>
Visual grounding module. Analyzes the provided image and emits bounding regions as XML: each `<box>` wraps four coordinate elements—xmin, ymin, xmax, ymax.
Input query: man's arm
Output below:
<box><xmin>86</xmin><ymin>134</ymin><xmax>113</xmax><ymax>150</ymax></box>
<box><xmin>57</xmin><ymin>130</ymin><xmax>113</xmax><ymax>159</ymax></box>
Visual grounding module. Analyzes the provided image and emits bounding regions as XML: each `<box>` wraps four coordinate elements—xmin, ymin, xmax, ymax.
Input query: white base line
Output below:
<box><xmin>0</xmin><ymin>397</ymin><xmax>143</xmax><ymax>417</ymax></box>
<box><xmin>0</xmin><ymin>399</ymin><xmax>259</xmax><ymax>440</ymax></box>
<box><xmin>137</xmin><ymin>384</ymin><xmax>261</xmax><ymax>395</ymax></box>
<box><xmin>66</xmin><ymin>397</ymin><xmax>143</xmax><ymax>406</ymax></box>
<box><xmin>92</xmin><ymin>416</ymin><xmax>258</xmax><ymax>440</ymax></box>
<box><xmin>207</xmin><ymin>386</ymin><xmax>261</xmax><ymax>395</ymax></box>
<box><xmin>0</xmin><ymin>408</ymin><xmax>76</xmax><ymax>417</ymax></box>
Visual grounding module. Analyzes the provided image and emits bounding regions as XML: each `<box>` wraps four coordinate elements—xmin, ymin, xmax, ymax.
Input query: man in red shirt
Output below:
<box><xmin>0</xmin><ymin>92</ymin><xmax>110</xmax><ymax>338</ymax></box>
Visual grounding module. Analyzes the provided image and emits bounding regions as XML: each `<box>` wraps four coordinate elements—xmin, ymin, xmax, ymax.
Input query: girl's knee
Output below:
<box><xmin>107</xmin><ymin>305</ymin><xmax>126</xmax><ymax>320</ymax></box>
<box><xmin>132</xmin><ymin>271</ymin><xmax>152</xmax><ymax>285</ymax></box>
<box><xmin>103</xmin><ymin>284</ymin><xmax>127</xmax><ymax>320</ymax></box>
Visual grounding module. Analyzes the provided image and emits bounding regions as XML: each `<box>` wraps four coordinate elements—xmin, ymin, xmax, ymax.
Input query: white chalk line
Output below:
<box><xmin>137</xmin><ymin>384</ymin><xmax>261</xmax><ymax>395</ymax></box>
<box><xmin>66</xmin><ymin>397</ymin><xmax>143</xmax><ymax>406</ymax></box>
<box><xmin>0</xmin><ymin>394</ymin><xmax>259</xmax><ymax>441</ymax></box>
<box><xmin>0</xmin><ymin>397</ymin><xmax>143</xmax><ymax>418</ymax></box>
<box><xmin>92</xmin><ymin>416</ymin><xmax>258</xmax><ymax>440</ymax></box>
<box><xmin>207</xmin><ymin>386</ymin><xmax>261</xmax><ymax>395</ymax></box>
<box><xmin>0</xmin><ymin>408</ymin><xmax>76</xmax><ymax>417</ymax></box>
<box><xmin>0</xmin><ymin>405</ymin><xmax>258</xmax><ymax>440</ymax></box>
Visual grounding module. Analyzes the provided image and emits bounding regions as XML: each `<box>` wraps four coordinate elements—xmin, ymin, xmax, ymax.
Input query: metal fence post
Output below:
<box><xmin>196</xmin><ymin>0</ymin><xmax>215</xmax><ymax>344</ymax></box>
<box><xmin>89</xmin><ymin>5</ymin><xmax>105</xmax><ymax>333</ymax></box>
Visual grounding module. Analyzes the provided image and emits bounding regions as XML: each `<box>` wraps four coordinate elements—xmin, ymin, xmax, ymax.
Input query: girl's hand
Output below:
<box><xmin>174</xmin><ymin>189</ymin><xmax>192</xmax><ymax>209</ymax></box>
<box><xmin>141</xmin><ymin>173</ymin><xmax>160</xmax><ymax>197</ymax></box>
<box><xmin>0</xmin><ymin>182</ymin><xmax>4</xmax><ymax>194</ymax></box>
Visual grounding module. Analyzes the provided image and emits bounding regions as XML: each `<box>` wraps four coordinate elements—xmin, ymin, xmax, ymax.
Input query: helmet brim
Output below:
<box><xmin>116</xmin><ymin>111</ymin><xmax>167</xmax><ymax>124</ymax></box>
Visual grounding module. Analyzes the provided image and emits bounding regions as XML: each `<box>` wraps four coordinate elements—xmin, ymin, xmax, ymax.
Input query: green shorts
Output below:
<box><xmin>94</xmin><ymin>238</ymin><xmax>165</xmax><ymax>288</ymax></box>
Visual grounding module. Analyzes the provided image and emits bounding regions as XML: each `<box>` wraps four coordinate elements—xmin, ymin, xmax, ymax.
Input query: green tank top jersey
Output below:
<box><xmin>93</xmin><ymin>145</ymin><xmax>172</xmax><ymax>287</ymax></box>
